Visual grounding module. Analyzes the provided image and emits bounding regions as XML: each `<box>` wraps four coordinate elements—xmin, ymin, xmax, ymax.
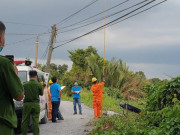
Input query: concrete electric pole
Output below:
<box><xmin>34</xmin><ymin>35</ymin><xmax>39</xmax><ymax>67</ymax></box>
<box><xmin>45</xmin><ymin>24</ymin><xmax>57</xmax><ymax>73</ymax></box>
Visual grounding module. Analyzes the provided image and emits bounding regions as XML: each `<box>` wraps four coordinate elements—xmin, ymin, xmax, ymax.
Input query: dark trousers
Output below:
<box><xmin>52</xmin><ymin>101</ymin><xmax>60</xmax><ymax>122</ymax></box>
<box><xmin>73</xmin><ymin>98</ymin><xmax>82</xmax><ymax>113</ymax></box>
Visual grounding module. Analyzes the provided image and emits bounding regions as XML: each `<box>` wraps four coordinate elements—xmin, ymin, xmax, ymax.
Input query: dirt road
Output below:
<box><xmin>28</xmin><ymin>100</ymin><xmax>94</xmax><ymax>135</ymax></box>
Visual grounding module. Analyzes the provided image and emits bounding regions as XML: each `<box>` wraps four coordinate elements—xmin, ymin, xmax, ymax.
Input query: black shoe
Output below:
<box><xmin>79</xmin><ymin>112</ymin><xmax>82</xmax><ymax>115</ymax></box>
<box><xmin>58</xmin><ymin>117</ymin><xmax>64</xmax><ymax>120</ymax></box>
<box><xmin>73</xmin><ymin>112</ymin><xmax>77</xmax><ymax>115</ymax></box>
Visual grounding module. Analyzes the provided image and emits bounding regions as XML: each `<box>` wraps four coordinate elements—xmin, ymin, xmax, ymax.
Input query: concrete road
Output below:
<box><xmin>28</xmin><ymin>100</ymin><xmax>94</xmax><ymax>135</ymax></box>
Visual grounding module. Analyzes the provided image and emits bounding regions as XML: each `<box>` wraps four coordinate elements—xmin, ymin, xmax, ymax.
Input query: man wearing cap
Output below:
<box><xmin>91</xmin><ymin>77</ymin><xmax>105</xmax><ymax>118</ymax></box>
<box><xmin>21</xmin><ymin>70</ymin><xmax>43</xmax><ymax>135</ymax></box>
<box><xmin>71</xmin><ymin>82</ymin><xmax>82</xmax><ymax>115</ymax></box>
<box><xmin>0</xmin><ymin>21</ymin><xmax>24</xmax><ymax>135</ymax></box>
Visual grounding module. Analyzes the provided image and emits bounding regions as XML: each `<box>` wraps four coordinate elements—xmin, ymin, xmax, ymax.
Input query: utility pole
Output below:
<box><xmin>45</xmin><ymin>24</ymin><xmax>57</xmax><ymax>73</ymax></box>
<box><xmin>35</xmin><ymin>35</ymin><xmax>39</xmax><ymax>67</ymax></box>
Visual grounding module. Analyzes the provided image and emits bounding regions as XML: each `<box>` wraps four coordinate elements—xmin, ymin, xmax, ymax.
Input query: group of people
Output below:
<box><xmin>47</xmin><ymin>76</ymin><xmax>105</xmax><ymax>120</ymax></box>
<box><xmin>47</xmin><ymin>79</ymin><xmax>82</xmax><ymax>121</ymax></box>
<box><xmin>0</xmin><ymin>20</ymin><xmax>105</xmax><ymax>135</ymax></box>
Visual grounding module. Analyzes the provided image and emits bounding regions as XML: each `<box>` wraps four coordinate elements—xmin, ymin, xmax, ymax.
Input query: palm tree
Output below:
<box><xmin>86</xmin><ymin>53</ymin><xmax>102</xmax><ymax>82</ymax></box>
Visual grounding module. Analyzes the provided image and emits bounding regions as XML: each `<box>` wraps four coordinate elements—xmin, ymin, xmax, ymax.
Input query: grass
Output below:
<box><xmin>62</xmin><ymin>88</ymin><xmax>146</xmax><ymax>114</ymax></box>
<box><xmin>62</xmin><ymin>88</ymin><xmax>147</xmax><ymax>134</ymax></box>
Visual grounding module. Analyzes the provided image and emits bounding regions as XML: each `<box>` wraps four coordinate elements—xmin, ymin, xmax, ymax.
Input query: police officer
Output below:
<box><xmin>0</xmin><ymin>21</ymin><xmax>24</xmax><ymax>135</ymax></box>
<box><xmin>21</xmin><ymin>70</ymin><xmax>43</xmax><ymax>135</ymax></box>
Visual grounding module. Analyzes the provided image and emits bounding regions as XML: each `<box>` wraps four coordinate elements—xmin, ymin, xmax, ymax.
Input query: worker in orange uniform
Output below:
<box><xmin>91</xmin><ymin>77</ymin><xmax>105</xmax><ymax>118</ymax></box>
<box><xmin>48</xmin><ymin>80</ymin><xmax>53</xmax><ymax>120</ymax></box>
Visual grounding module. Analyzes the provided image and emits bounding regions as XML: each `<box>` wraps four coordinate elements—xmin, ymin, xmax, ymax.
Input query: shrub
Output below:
<box><xmin>104</xmin><ymin>87</ymin><xmax>123</xmax><ymax>99</ymax></box>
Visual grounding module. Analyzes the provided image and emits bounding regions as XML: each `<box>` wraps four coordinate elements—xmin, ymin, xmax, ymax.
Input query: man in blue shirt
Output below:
<box><xmin>50</xmin><ymin>77</ymin><xmax>61</xmax><ymax>122</ymax></box>
<box><xmin>71</xmin><ymin>82</ymin><xmax>82</xmax><ymax>115</ymax></box>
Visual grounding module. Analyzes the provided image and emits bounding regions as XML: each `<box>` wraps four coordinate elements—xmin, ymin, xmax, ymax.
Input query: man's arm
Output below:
<box><xmin>71</xmin><ymin>88</ymin><xmax>75</xmax><ymax>94</ymax></box>
<box><xmin>15</xmin><ymin>92</ymin><xmax>24</xmax><ymax>101</ymax></box>
<box><xmin>4</xmin><ymin>60</ymin><xmax>24</xmax><ymax>100</ymax></box>
<box><xmin>59</xmin><ymin>90</ymin><xmax>62</xmax><ymax>99</ymax></box>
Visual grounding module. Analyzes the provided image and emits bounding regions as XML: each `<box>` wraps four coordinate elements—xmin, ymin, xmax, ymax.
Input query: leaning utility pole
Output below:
<box><xmin>45</xmin><ymin>24</ymin><xmax>57</xmax><ymax>73</ymax></box>
<box><xmin>34</xmin><ymin>35</ymin><xmax>39</xmax><ymax>67</ymax></box>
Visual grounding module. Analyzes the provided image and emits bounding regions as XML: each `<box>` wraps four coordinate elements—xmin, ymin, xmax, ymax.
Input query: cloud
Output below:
<box><xmin>128</xmin><ymin>62</ymin><xmax>180</xmax><ymax>80</ymax></box>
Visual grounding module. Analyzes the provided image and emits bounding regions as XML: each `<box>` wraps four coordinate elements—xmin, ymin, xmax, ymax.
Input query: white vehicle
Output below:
<box><xmin>14</xmin><ymin>60</ymin><xmax>49</xmax><ymax>133</ymax></box>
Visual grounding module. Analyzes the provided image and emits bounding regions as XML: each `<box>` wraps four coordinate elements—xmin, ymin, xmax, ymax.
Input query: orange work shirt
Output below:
<box><xmin>91</xmin><ymin>82</ymin><xmax>104</xmax><ymax>101</ymax></box>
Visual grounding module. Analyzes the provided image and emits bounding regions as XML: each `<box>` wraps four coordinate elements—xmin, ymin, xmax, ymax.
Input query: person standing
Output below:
<box><xmin>21</xmin><ymin>70</ymin><xmax>43</xmax><ymax>135</ymax></box>
<box><xmin>91</xmin><ymin>77</ymin><xmax>105</xmax><ymax>118</ymax></box>
<box><xmin>0</xmin><ymin>21</ymin><xmax>24</xmax><ymax>135</ymax></box>
<box><xmin>71</xmin><ymin>82</ymin><xmax>82</xmax><ymax>115</ymax></box>
<box><xmin>50</xmin><ymin>77</ymin><xmax>62</xmax><ymax>122</ymax></box>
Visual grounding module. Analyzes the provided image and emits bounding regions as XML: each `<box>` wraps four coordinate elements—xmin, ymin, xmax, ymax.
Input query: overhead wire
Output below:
<box><xmin>54</xmin><ymin>0</ymin><xmax>155</xmax><ymax>48</ymax></box>
<box><xmin>58</xmin><ymin>0</ymin><xmax>149</xmax><ymax>33</ymax></box>
<box><xmin>53</xmin><ymin>0</ymin><xmax>166</xmax><ymax>49</ymax></box>
<box><xmin>103</xmin><ymin>0</ymin><xmax>106</xmax><ymax>76</ymax></box>
<box><xmin>58</xmin><ymin>0</ymin><xmax>129</xmax><ymax>30</ymax></box>
<box><xmin>40</xmin><ymin>44</ymin><xmax>50</xmax><ymax>65</ymax></box>
<box><xmin>39</xmin><ymin>30</ymin><xmax>53</xmax><ymax>66</ymax></box>
<box><xmin>5</xmin><ymin>36</ymin><xmax>36</xmax><ymax>46</ymax></box>
<box><xmin>108</xmin><ymin>0</ymin><xmax>167</xmax><ymax>27</ymax></box>
<box><xmin>6</xmin><ymin>33</ymin><xmax>39</xmax><ymax>36</ymax></box>
<box><xmin>56</xmin><ymin>0</ymin><xmax>99</xmax><ymax>26</ymax></box>
<box><xmin>4</xmin><ymin>21</ymin><xmax>49</xmax><ymax>27</ymax></box>
<box><xmin>6</xmin><ymin>31</ymin><xmax>51</xmax><ymax>36</ymax></box>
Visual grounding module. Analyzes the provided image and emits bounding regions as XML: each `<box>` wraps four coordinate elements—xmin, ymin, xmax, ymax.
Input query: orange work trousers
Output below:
<box><xmin>93</xmin><ymin>98</ymin><xmax>102</xmax><ymax>118</ymax></box>
<box><xmin>48</xmin><ymin>88</ymin><xmax>52</xmax><ymax>120</ymax></box>
<box><xmin>48</xmin><ymin>102</ymin><xmax>52</xmax><ymax>120</ymax></box>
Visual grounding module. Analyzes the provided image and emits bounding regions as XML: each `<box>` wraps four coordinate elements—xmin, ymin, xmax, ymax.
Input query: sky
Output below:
<box><xmin>0</xmin><ymin>0</ymin><xmax>180</xmax><ymax>80</ymax></box>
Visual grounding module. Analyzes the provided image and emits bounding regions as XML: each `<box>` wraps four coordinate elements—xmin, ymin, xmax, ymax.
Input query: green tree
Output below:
<box><xmin>49</xmin><ymin>63</ymin><xmax>68</xmax><ymax>80</ymax></box>
<box><xmin>37</xmin><ymin>63</ymin><xmax>46</xmax><ymax>72</ymax></box>
<box><xmin>63</xmin><ymin>46</ymin><xmax>99</xmax><ymax>94</ymax></box>
<box><xmin>37</xmin><ymin>63</ymin><xmax>68</xmax><ymax>82</ymax></box>
<box><xmin>68</xmin><ymin>46</ymin><xmax>99</xmax><ymax>71</ymax></box>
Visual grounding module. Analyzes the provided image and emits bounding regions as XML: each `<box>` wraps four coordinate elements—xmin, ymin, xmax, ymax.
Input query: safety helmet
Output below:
<box><xmin>49</xmin><ymin>80</ymin><xmax>53</xmax><ymax>84</ymax></box>
<box><xmin>92</xmin><ymin>77</ymin><xmax>97</xmax><ymax>83</ymax></box>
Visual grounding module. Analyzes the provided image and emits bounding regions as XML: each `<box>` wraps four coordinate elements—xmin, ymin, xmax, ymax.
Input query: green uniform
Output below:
<box><xmin>0</xmin><ymin>56</ymin><xmax>24</xmax><ymax>135</ymax></box>
<box><xmin>21</xmin><ymin>80</ymin><xmax>43</xmax><ymax>135</ymax></box>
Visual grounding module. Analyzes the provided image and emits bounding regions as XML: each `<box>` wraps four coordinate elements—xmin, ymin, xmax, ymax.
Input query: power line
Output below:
<box><xmin>58</xmin><ymin>0</ymin><xmax>149</xmax><ymax>33</ymax></box>
<box><xmin>6</xmin><ymin>32</ymin><xmax>51</xmax><ymax>36</ymax></box>
<box><xmin>58</xmin><ymin>0</ymin><xmax>129</xmax><ymax>30</ymax></box>
<box><xmin>54</xmin><ymin>0</ymin><xmax>155</xmax><ymax>48</ymax></box>
<box><xmin>109</xmin><ymin>0</ymin><xmax>167</xmax><ymax>27</ymax></box>
<box><xmin>56</xmin><ymin>0</ymin><xmax>99</xmax><ymax>26</ymax></box>
<box><xmin>5</xmin><ymin>37</ymin><xmax>36</xmax><ymax>46</ymax></box>
<box><xmin>4</xmin><ymin>21</ymin><xmax>49</xmax><ymax>27</ymax></box>
<box><xmin>6</xmin><ymin>33</ymin><xmax>39</xmax><ymax>36</ymax></box>
<box><xmin>53</xmin><ymin>0</ymin><xmax>166</xmax><ymax>49</ymax></box>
